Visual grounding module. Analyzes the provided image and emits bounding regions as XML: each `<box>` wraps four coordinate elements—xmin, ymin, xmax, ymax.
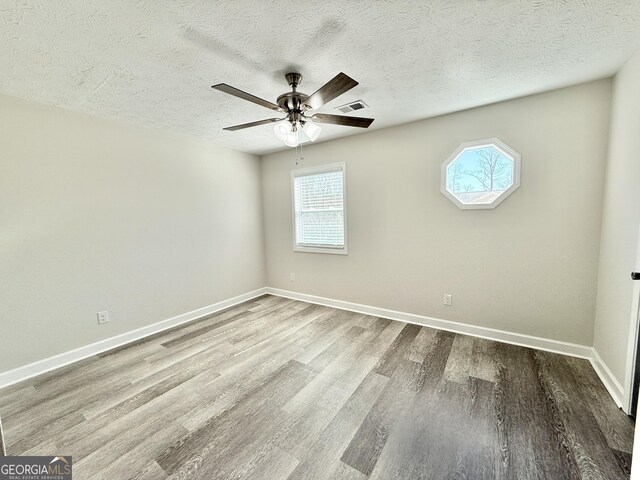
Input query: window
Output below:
<box><xmin>441</xmin><ymin>138</ymin><xmax>521</xmax><ymax>209</ymax></box>
<box><xmin>291</xmin><ymin>163</ymin><xmax>347</xmax><ymax>254</ymax></box>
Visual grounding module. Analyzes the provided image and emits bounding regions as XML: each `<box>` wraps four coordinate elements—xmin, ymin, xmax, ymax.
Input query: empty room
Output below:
<box><xmin>2</xmin><ymin>1</ymin><xmax>640</xmax><ymax>479</ymax></box>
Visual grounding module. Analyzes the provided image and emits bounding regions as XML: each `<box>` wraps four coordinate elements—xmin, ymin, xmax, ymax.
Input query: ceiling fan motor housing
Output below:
<box><xmin>277</xmin><ymin>73</ymin><xmax>309</xmax><ymax>125</ymax></box>
<box><xmin>277</xmin><ymin>73</ymin><xmax>308</xmax><ymax>118</ymax></box>
<box><xmin>276</xmin><ymin>91</ymin><xmax>308</xmax><ymax>113</ymax></box>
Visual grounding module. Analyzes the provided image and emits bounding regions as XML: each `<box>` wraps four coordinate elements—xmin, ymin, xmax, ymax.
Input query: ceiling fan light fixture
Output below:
<box><xmin>274</xmin><ymin>119</ymin><xmax>306</xmax><ymax>147</ymax></box>
<box><xmin>213</xmin><ymin>72</ymin><xmax>373</xmax><ymax>146</ymax></box>
<box><xmin>301</xmin><ymin>120</ymin><xmax>321</xmax><ymax>142</ymax></box>
<box><xmin>284</xmin><ymin>128</ymin><xmax>300</xmax><ymax>147</ymax></box>
<box><xmin>273</xmin><ymin>120</ymin><xmax>291</xmax><ymax>141</ymax></box>
<box><xmin>278</xmin><ymin>122</ymin><xmax>300</xmax><ymax>147</ymax></box>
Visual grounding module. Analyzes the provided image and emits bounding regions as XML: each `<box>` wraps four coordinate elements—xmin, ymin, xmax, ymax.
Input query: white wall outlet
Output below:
<box><xmin>290</xmin><ymin>273</ymin><xmax>295</xmax><ymax>281</ymax></box>
<box><xmin>97</xmin><ymin>311</ymin><xmax>109</xmax><ymax>325</ymax></box>
<box><xmin>443</xmin><ymin>294</ymin><xmax>452</xmax><ymax>306</ymax></box>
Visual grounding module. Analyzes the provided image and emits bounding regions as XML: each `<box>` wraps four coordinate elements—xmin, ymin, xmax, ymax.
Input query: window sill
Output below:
<box><xmin>294</xmin><ymin>245</ymin><xmax>348</xmax><ymax>255</ymax></box>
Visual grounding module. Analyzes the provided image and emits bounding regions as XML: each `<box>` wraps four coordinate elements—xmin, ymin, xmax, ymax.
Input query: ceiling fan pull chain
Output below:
<box><xmin>293</xmin><ymin>135</ymin><xmax>302</xmax><ymax>165</ymax></box>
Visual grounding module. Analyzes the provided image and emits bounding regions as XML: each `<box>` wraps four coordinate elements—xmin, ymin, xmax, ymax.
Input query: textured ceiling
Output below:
<box><xmin>2</xmin><ymin>1</ymin><xmax>640</xmax><ymax>155</ymax></box>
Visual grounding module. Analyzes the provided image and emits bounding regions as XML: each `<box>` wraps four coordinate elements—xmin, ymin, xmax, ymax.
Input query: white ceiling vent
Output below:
<box><xmin>336</xmin><ymin>100</ymin><xmax>368</xmax><ymax>113</ymax></box>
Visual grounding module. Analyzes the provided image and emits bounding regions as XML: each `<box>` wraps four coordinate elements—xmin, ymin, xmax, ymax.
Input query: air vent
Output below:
<box><xmin>336</xmin><ymin>100</ymin><xmax>368</xmax><ymax>113</ymax></box>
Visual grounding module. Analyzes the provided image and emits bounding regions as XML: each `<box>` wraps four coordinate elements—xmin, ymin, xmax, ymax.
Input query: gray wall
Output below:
<box><xmin>0</xmin><ymin>77</ymin><xmax>621</xmax><ymax>375</ymax></box>
<box><xmin>0</xmin><ymin>94</ymin><xmax>266</xmax><ymax>371</ymax></box>
<box><xmin>262</xmin><ymin>80</ymin><xmax>612</xmax><ymax>346</ymax></box>
<box><xmin>594</xmin><ymin>49</ymin><xmax>640</xmax><ymax>386</ymax></box>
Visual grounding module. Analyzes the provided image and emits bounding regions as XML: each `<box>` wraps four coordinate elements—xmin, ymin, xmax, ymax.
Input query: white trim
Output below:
<box><xmin>0</xmin><ymin>413</ymin><xmax>6</xmax><ymax>456</ymax></box>
<box><xmin>591</xmin><ymin>348</ymin><xmax>625</xmax><ymax>408</ymax></box>
<box><xmin>622</xmin><ymin>222</ymin><xmax>640</xmax><ymax>414</ymax></box>
<box><xmin>293</xmin><ymin>244</ymin><xmax>348</xmax><ymax>255</ymax></box>
<box><xmin>265</xmin><ymin>287</ymin><xmax>592</xmax><ymax>359</ymax></box>
<box><xmin>2</xmin><ymin>286</ymin><xmax>623</xmax><ymax>412</ymax></box>
<box><xmin>441</xmin><ymin>137</ymin><xmax>521</xmax><ymax>210</ymax></box>
<box><xmin>266</xmin><ymin>288</ymin><xmax>633</xmax><ymax>405</ymax></box>
<box><xmin>623</xmin><ymin>284</ymin><xmax>640</xmax><ymax>414</ymax></box>
<box><xmin>0</xmin><ymin>288</ymin><xmax>268</xmax><ymax>390</ymax></box>
<box><xmin>291</xmin><ymin>162</ymin><xmax>348</xmax><ymax>255</ymax></box>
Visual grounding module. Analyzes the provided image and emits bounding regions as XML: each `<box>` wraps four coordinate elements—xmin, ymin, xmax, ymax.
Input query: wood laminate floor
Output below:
<box><xmin>0</xmin><ymin>295</ymin><xmax>634</xmax><ymax>479</ymax></box>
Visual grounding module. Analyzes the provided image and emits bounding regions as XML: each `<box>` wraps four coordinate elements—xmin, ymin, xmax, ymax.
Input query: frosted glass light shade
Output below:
<box><xmin>302</xmin><ymin>120</ymin><xmax>321</xmax><ymax>142</ymax></box>
<box><xmin>284</xmin><ymin>128</ymin><xmax>300</xmax><ymax>147</ymax></box>
<box><xmin>273</xmin><ymin>119</ymin><xmax>316</xmax><ymax>147</ymax></box>
<box><xmin>273</xmin><ymin>120</ymin><xmax>291</xmax><ymax>141</ymax></box>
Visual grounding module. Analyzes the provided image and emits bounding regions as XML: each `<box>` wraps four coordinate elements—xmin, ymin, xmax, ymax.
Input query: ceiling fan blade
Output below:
<box><xmin>223</xmin><ymin>118</ymin><xmax>284</xmax><ymax>131</ymax></box>
<box><xmin>212</xmin><ymin>84</ymin><xmax>283</xmax><ymax>112</ymax></box>
<box><xmin>311</xmin><ymin>113</ymin><xmax>374</xmax><ymax>128</ymax></box>
<box><xmin>302</xmin><ymin>73</ymin><xmax>358</xmax><ymax>111</ymax></box>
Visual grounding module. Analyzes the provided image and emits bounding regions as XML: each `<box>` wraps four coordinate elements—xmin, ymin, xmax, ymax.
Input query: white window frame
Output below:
<box><xmin>291</xmin><ymin>162</ymin><xmax>348</xmax><ymax>255</ymax></box>
<box><xmin>441</xmin><ymin>137</ymin><xmax>521</xmax><ymax>210</ymax></box>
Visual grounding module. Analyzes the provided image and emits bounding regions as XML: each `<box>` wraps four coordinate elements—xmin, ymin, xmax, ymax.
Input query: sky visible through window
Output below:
<box><xmin>447</xmin><ymin>146</ymin><xmax>514</xmax><ymax>194</ymax></box>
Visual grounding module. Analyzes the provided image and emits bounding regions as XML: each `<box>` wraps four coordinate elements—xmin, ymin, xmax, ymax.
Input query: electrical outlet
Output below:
<box><xmin>97</xmin><ymin>311</ymin><xmax>109</xmax><ymax>325</ymax></box>
<box><xmin>290</xmin><ymin>273</ymin><xmax>295</xmax><ymax>281</ymax></box>
<box><xmin>443</xmin><ymin>294</ymin><xmax>452</xmax><ymax>306</ymax></box>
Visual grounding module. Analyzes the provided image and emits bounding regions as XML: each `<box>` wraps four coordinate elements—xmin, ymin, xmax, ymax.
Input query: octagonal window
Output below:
<box><xmin>441</xmin><ymin>138</ymin><xmax>521</xmax><ymax>209</ymax></box>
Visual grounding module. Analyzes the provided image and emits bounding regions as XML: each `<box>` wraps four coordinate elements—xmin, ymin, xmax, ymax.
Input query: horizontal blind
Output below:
<box><xmin>293</xmin><ymin>169</ymin><xmax>344</xmax><ymax>247</ymax></box>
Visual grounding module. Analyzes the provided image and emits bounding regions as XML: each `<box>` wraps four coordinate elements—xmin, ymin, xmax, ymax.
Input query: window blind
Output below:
<box><xmin>293</xmin><ymin>168</ymin><xmax>345</xmax><ymax>248</ymax></box>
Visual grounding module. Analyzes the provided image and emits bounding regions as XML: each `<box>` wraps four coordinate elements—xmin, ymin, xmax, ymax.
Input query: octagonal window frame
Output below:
<box><xmin>440</xmin><ymin>137</ymin><xmax>521</xmax><ymax>210</ymax></box>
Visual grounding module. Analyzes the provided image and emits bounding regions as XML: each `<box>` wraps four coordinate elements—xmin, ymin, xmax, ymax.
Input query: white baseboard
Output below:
<box><xmin>265</xmin><ymin>288</ymin><xmax>594</xmax><ymax>360</ymax></box>
<box><xmin>267</xmin><ymin>288</ymin><xmax>633</xmax><ymax>407</ymax></box>
<box><xmin>590</xmin><ymin>348</ymin><xmax>625</xmax><ymax>409</ymax></box>
<box><xmin>1</xmin><ymin>286</ymin><xmax>623</xmax><ymax>412</ymax></box>
<box><xmin>0</xmin><ymin>288</ymin><xmax>268</xmax><ymax>390</ymax></box>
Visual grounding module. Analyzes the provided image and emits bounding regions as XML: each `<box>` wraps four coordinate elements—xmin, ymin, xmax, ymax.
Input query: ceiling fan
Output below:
<box><xmin>211</xmin><ymin>72</ymin><xmax>374</xmax><ymax>147</ymax></box>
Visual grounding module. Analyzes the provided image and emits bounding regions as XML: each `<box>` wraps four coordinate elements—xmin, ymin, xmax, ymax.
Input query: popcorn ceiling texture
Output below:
<box><xmin>1</xmin><ymin>0</ymin><xmax>639</xmax><ymax>155</ymax></box>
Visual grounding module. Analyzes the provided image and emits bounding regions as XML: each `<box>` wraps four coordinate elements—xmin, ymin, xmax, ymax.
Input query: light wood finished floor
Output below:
<box><xmin>0</xmin><ymin>295</ymin><xmax>634</xmax><ymax>479</ymax></box>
